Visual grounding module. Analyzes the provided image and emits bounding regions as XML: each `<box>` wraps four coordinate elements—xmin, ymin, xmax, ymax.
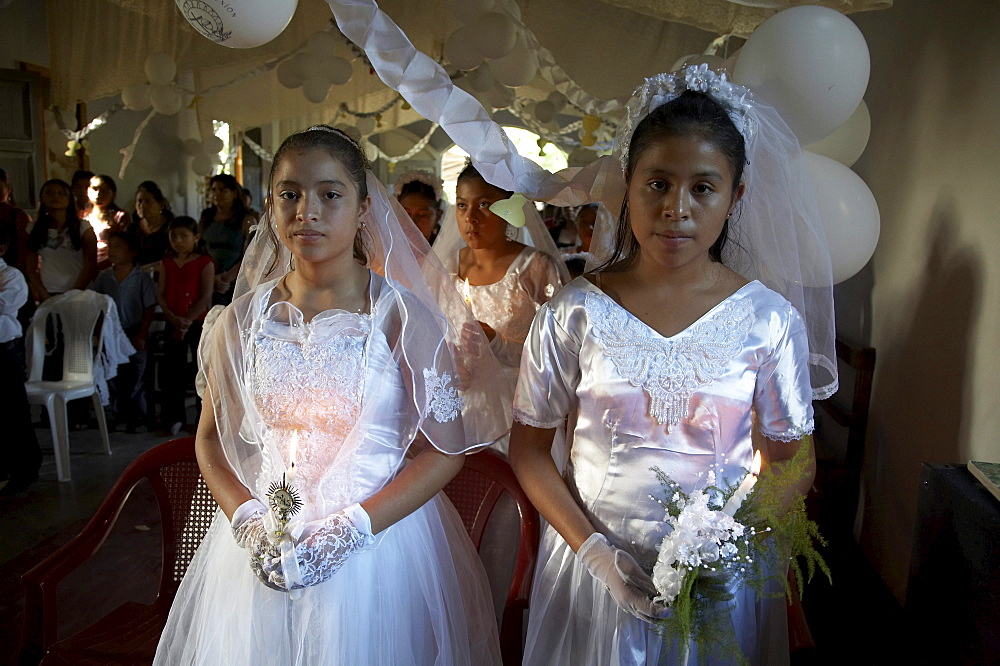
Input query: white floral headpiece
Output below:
<box><xmin>393</xmin><ymin>169</ymin><xmax>444</xmax><ymax>201</ymax></box>
<box><xmin>618</xmin><ymin>64</ymin><xmax>756</xmax><ymax>171</ymax></box>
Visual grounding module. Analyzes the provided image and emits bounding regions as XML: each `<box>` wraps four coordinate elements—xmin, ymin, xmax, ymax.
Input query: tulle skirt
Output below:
<box><xmin>523</xmin><ymin>524</ymin><xmax>789</xmax><ymax>666</ymax></box>
<box><xmin>154</xmin><ymin>494</ymin><xmax>501</xmax><ymax>665</ymax></box>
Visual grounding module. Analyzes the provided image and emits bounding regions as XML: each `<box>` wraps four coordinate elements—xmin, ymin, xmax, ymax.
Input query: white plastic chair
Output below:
<box><xmin>24</xmin><ymin>291</ymin><xmax>114</xmax><ymax>482</ymax></box>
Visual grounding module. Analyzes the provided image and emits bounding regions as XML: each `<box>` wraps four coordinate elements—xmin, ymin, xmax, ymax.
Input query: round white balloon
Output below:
<box><xmin>306</xmin><ymin>31</ymin><xmax>339</xmax><ymax>60</ymax></box>
<box><xmin>121</xmin><ymin>82</ymin><xmax>151</xmax><ymax>111</ymax></box>
<box><xmin>803</xmin><ymin>151</ymin><xmax>880</xmax><ymax>283</ymax></box>
<box><xmin>547</xmin><ymin>91</ymin><xmax>567</xmax><ymax>113</ymax></box>
<box><xmin>485</xmin><ymin>83</ymin><xmax>515</xmax><ymax>110</ymax></box>
<box><xmin>804</xmin><ymin>100</ymin><xmax>871</xmax><ymax>167</ymax></box>
<box><xmin>149</xmin><ymin>84</ymin><xmax>183</xmax><ymax>115</ymax></box>
<box><xmin>335</xmin><ymin>124</ymin><xmax>362</xmax><ymax>143</ymax></box>
<box><xmin>534</xmin><ymin>100</ymin><xmax>556</xmax><ymax>124</ymax></box>
<box><xmin>326</xmin><ymin>57</ymin><xmax>353</xmax><ymax>86</ymax></box>
<box><xmin>472</xmin><ymin>12</ymin><xmax>517</xmax><ymax>59</ymax></box>
<box><xmin>355</xmin><ymin>116</ymin><xmax>377</xmax><ymax>136</ymax></box>
<box><xmin>276</xmin><ymin>59</ymin><xmax>303</xmax><ymax>89</ymax></box>
<box><xmin>174</xmin><ymin>0</ymin><xmax>298</xmax><ymax>49</ymax></box>
<box><xmin>191</xmin><ymin>153</ymin><xmax>215</xmax><ymax>176</ymax></box>
<box><xmin>302</xmin><ymin>77</ymin><xmax>331</xmax><ymax>104</ymax></box>
<box><xmin>144</xmin><ymin>52</ymin><xmax>176</xmax><ymax>86</ymax></box>
<box><xmin>445</xmin><ymin>0</ymin><xmax>493</xmax><ymax>24</ymax></box>
<box><xmin>203</xmin><ymin>135</ymin><xmax>225</xmax><ymax>155</ymax></box>
<box><xmin>182</xmin><ymin>137</ymin><xmax>204</xmax><ymax>156</ymax></box>
<box><xmin>470</xmin><ymin>64</ymin><xmax>496</xmax><ymax>92</ymax></box>
<box><xmin>734</xmin><ymin>6</ymin><xmax>870</xmax><ymax>145</ymax></box>
<box><xmin>445</xmin><ymin>27</ymin><xmax>484</xmax><ymax>71</ymax></box>
<box><xmin>490</xmin><ymin>33</ymin><xmax>538</xmax><ymax>87</ymax></box>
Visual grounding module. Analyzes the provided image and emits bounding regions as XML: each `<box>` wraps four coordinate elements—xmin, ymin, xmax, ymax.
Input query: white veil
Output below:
<box><xmin>200</xmin><ymin>164</ymin><xmax>513</xmax><ymax>521</ymax></box>
<box><xmin>320</xmin><ymin>0</ymin><xmax>837</xmax><ymax>400</ymax></box>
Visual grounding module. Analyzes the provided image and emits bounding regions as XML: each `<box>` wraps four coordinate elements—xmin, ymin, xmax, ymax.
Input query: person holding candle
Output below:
<box><xmin>433</xmin><ymin>163</ymin><xmax>567</xmax><ymax>455</ymax></box>
<box><xmin>508</xmin><ymin>68</ymin><xmax>834</xmax><ymax>665</ymax></box>
<box><xmin>155</xmin><ymin>126</ymin><xmax>508</xmax><ymax>664</ymax></box>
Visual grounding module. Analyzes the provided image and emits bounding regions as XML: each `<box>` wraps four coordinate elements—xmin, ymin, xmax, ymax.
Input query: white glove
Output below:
<box><xmin>231</xmin><ymin>499</ymin><xmax>285</xmax><ymax>592</ymax></box>
<box><xmin>267</xmin><ymin>503</ymin><xmax>374</xmax><ymax>590</ymax></box>
<box><xmin>577</xmin><ymin>533</ymin><xmax>666</xmax><ymax>623</ymax></box>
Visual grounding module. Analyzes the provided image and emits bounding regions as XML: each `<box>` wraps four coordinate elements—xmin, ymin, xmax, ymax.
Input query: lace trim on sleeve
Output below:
<box><xmin>759</xmin><ymin>422</ymin><xmax>815</xmax><ymax>443</ymax></box>
<box><xmin>422</xmin><ymin>367</ymin><xmax>462</xmax><ymax>423</ymax></box>
<box><xmin>513</xmin><ymin>409</ymin><xmax>565</xmax><ymax>430</ymax></box>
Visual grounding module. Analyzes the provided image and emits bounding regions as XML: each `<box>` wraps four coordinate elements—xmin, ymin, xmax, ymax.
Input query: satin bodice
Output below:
<box><xmin>514</xmin><ymin>278</ymin><xmax>814</xmax><ymax>565</ymax></box>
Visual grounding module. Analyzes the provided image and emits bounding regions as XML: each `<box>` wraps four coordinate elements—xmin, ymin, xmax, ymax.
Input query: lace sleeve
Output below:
<box><xmin>753</xmin><ymin>303</ymin><xmax>815</xmax><ymax>442</ymax></box>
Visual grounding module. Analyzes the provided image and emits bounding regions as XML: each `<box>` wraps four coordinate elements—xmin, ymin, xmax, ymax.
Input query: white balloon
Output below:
<box><xmin>445</xmin><ymin>27</ymin><xmax>483</xmax><ymax>71</ymax></box>
<box><xmin>325</xmin><ymin>57</ymin><xmax>353</xmax><ymax>86</ymax></box>
<box><xmin>289</xmin><ymin>53</ymin><xmax>314</xmax><ymax>81</ymax></box>
<box><xmin>472</xmin><ymin>12</ymin><xmax>517</xmax><ymax>59</ymax></box>
<box><xmin>445</xmin><ymin>0</ymin><xmax>493</xmax><ymax>24</ymax></box>
<box><xmin>485</xmin><ymin>83</ymin><xmax>515</xmax><ymax>109</ymax></box>
<box><xmin>547</xmin><ymin>91</ymin><xmax>567</xmax><ymax>113</ymax></box>
<box><xmin>144</xmin><ymin>52</ymin><xmax>176</xmax><ymax>85</ymax></box>
<box><xmin>149</xmin><ymin>84</ymin><xmax>183</xmax><ymax>115</ymax></box>
<box><xmin>804</xmin><ymin>100</ymin><xmax>871</xmax><ymax>167</ymax></box>
<box><xmin>174</xmin><ymin>0</ymin><xmax>298</xmax><ymax>49</ymax></box>
<box><xmin>355</xmin><ymin>116</ymin><xmax>376</xmax><ymax>136</ymax></box>
<box><xmin>470</xmin><ymin>64</ymin><xmax>495</xmax><ymax>92</ymax></box>
<box><xmin>490</xmin><ymin>34</ymin><xmax>538</xmax><ymax>87</ymax></box>
<box><xmin>276</xmin><ymin>59</ymin><xmax>303</xmax><ymax>89</ymax></box>
<box><xmin>191</xmin><ymin>153</ymin><xmax>215</xmax><ymax>176</ymax></box>
<box><xmin>361</xmin><ymin>139</ymin><xmax>379</xmax><ymax>162</ymax></box>
<box><xmin>306</xmin><ymin>31</ymin><xmax>339</xmax><ymax>60</ymax></box>
<box><xmin>335</xmin><ymin>124</ymin><xmax>362</xmax><ymax>143</ymax></box>
<box><xmin>203</xmin><ymin>135</ymin><xmax>225</xmax><ymax>154</ymax></box>
<box><xmin>182</xmin><ymin>137</ymin><xmax>204</xmax><ymax>156</ymax></box>
<box><xmin>734</xmin><ymin>6</ymin><xmax>870</xmax><ymax>145</ymax></box>
<box><xmin>803</xmin><ymin>151</ymin><xmax>880</xmax><ymax>284</ymax></box>
<box><xmin>302</xmin><ymin>77</ymin><xmax>331</xmax><ymax>104</ymax></box>
<box><xmin>121</xmin><ymin>82</ymin><xmax>151</xmax><ymax>111</ymax></box>
<box><xmin>534</xmin><ymin>100</ymin><xmax>556</xmax><ymax>124</ymax></box>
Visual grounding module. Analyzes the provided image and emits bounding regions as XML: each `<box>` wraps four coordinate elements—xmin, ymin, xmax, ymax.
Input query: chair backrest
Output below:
<box><xmin>443</xmin><ymin>449</ymin><xmax>540</xmax><ymax>665</ymax></box>
<box><xmin>26</xmin><ymin>291</ymin><xmax>111</xmax><ymax>384</ymax></box>
<box><xmin>817</xmin><ymin>338</ymin><xmax>877</xmax><ymax>473</ymax></box>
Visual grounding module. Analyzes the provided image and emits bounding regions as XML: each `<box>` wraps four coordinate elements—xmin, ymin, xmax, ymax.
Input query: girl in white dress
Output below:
<box><xmin>433</xmin><ymin>164</ymin><xmax>566</xmax><ymax>455</ymax></box>
<box><xmin>154</xmin><ymin>126</ymin><xmax>507</xmax><ymax>665</ymax></box>
<box><xmin>509</xmin><ymin>72</ymin><xmax>837</xmax><ymax>665</ymax></box>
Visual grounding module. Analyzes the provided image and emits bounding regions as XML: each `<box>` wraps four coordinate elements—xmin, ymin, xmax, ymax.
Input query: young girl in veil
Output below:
<box><xmin>508</xmin><ymin>71</ymin><xmax>836</xmax><ymax>665</ymax></box>
<box><xmin>154</xmin><ymin>126</ymin><xmax>506</xmax><ymax>665</ymax></box>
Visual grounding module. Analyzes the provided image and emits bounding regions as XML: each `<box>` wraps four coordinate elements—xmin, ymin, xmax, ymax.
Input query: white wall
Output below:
<box><xmin>0</xmin><ymin>0</ymin><xmax>49</xmax><ymax>70</ymax></box>
<box><xmin>847</xmin><ymin>0</ymin><xmax>1000</xmax><ymax>601</ymax></box>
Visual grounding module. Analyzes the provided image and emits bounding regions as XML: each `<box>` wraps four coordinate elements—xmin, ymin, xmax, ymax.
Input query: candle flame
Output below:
<box><xmin>463</xmin><ymin>277</ymin><xmax>471</xmax><ymax>305</ymax></box>
<box><xmin>751</xmin><ymin>449</ymin><xmax>762</xmax><ymax>475</ymax></box>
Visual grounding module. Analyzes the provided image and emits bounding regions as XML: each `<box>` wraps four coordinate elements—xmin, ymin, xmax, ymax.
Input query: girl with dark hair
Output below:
<box><xmin>155</xmin><ymin>125</ymin><xmax>507</xmax><ymax>664</ymax></box>
<box><xmin>509</xmin><ymin>72</ymin><xmax>826</xmax><ymax>665</ymax></box>
<box><xmin>155</xmin><ymin>216</ymin><xmax>214</xmax><ymax>436</ymax></box>
<box><xmin>25</xmin><ymin>179</ymin><xmax>96</xmax><ymax>302</ymax></box>
<box><xmin>199</xmin><ymin>173</ymin><xmax>253</xmax><ymax>305</ymax></box>
<box><xmin>86</xmin><ymin>174</ymin><xmax>130</xmax><ymax>268</ymax></box>
<box><xmin>130</xmin><ymin>180</ymin><xmax>173</xmax><ymax>267</ymax></box>
<box><xmin>394</xmin><ymin>169</ymin><xmax>444</xmax><ymax>242</ymax></box>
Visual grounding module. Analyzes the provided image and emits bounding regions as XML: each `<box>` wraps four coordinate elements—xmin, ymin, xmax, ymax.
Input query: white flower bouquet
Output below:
<box><xmin>649</xmin><ymin>440</ymin><xmax>829</xmax><ymax>664</ymax></box>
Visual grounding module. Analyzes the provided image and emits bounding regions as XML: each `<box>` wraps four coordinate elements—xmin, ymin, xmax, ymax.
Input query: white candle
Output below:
<box><xmin>722</xmin><ymin>450</ymin><xmax>762</xmax><ymax>516</ymax></box>
<box><xmin>463</xmin><ymin>277</ymin><xmax>472</xmax><ymax>306</ymax></box>
<box><xmin>286</xmin><ymin>429</ymin><xmax>298</xmax><ymax>486</ymax></box>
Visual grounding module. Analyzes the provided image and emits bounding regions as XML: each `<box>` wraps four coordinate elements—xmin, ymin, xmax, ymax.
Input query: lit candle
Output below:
<box><xmin>722</xmin><ymin>450</ymin><xmax>762</xmax><ymax>516</ymax></box>
<box><xmin>463</xmin><ymin>277</ymin><xmax>472</xmax><ymax>307</ymax></box>
<box><xmin>286</xmin><ymin>429</ymin><xmax>298</xmax><ymax>486</ymax></box>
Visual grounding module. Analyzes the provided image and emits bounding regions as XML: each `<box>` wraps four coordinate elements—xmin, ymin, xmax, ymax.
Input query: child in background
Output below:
<box><xmin>0</xmin><ymin>224</ymin><xmax>41</xmax><ymax>495</ymax></box>
<box><xmin>156</xmin><ymin>216</ymin><xmax>214</xmax><ymax>435</ymax></box>
<box><xmin>90</xmin><ymin>231</ymin><xmax>157</xmax><ymax>432</ymax></box>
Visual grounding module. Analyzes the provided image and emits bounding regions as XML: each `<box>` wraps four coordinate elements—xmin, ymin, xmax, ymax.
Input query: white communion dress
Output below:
<box><xmin>154</xmin><ymin>273</ymin><xmax>501</xmax><ymax>665</ymax></box>
<box><xmin>514</xmin><ymin>278</ymin><xmax>814</xmax><ymax>666</ymax></box>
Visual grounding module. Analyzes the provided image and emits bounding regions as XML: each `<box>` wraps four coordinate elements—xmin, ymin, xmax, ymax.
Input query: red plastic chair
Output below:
<box><xmin>444</xmin><ymin>448</ymin><xmax>540</xmax><ymax>666</ymax></box>
<box><xmin>19</xmin><ymin>436</ymin><xmax>216</xmax><ymax>665</ymax></box>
